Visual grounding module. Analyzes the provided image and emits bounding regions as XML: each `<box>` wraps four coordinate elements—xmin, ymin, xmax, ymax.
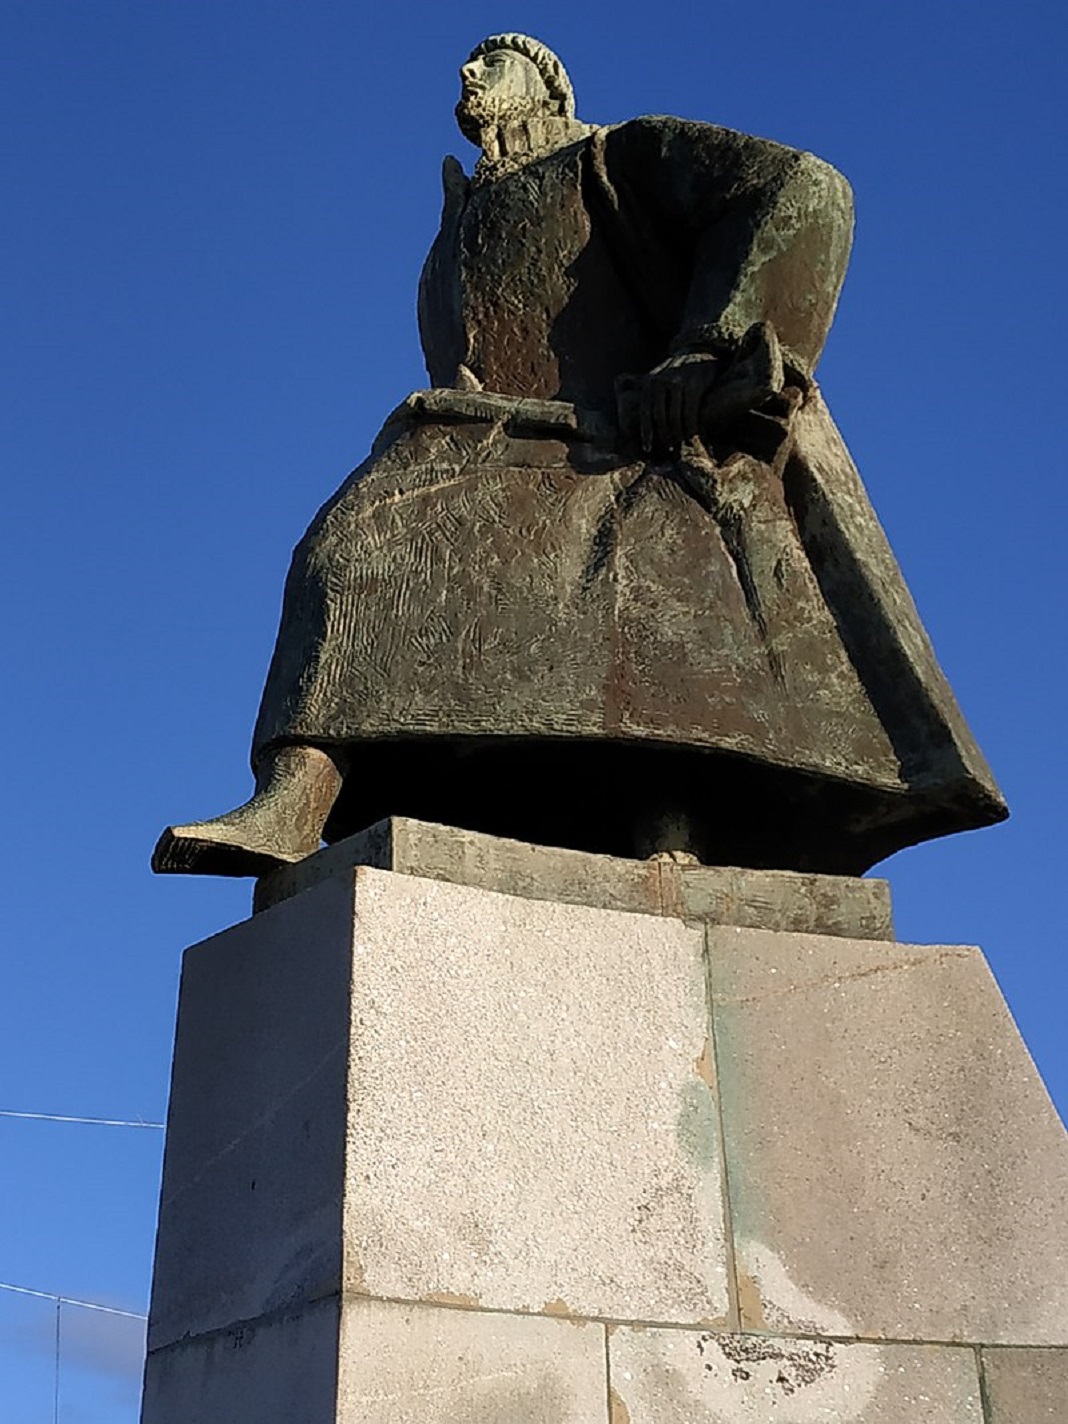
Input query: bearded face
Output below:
<box><xmin>456</xmin><ymin>48</ymin><xmax>553</xmax><ymax>146</ymax></box>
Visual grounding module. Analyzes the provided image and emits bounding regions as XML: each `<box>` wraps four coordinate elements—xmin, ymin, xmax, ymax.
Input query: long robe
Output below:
<box><xmin>251</xmin><ymin>117</ymin><xmax>1005</xmax><ymax>873</ymax></box>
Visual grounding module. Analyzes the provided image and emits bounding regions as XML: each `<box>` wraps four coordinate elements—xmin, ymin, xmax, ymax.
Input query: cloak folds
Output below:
<box><xmin>250</xmin><ymin>118</ymin><xmax>1005</xmax><ymax>873</ymax></box>
<box><xmin>251</xmin><ymin>386</ymin><xmax>1003</xmax><ymax>875</ymax></box>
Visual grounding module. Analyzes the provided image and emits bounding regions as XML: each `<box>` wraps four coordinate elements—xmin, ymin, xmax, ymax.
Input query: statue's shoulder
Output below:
<box><xmin>598</xmin><ymin>114</ymin><xmax>849</xmax><ymax>191</ymax></box>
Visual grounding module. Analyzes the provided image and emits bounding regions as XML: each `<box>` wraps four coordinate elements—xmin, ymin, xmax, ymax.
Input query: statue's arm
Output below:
<box><xmin>672</xmin><ymin>149</ymin><xmax>854</xmax><ymax>380</ymax></box>
<box><xmin>599</xmin><ymin>118</ymin><xmax>854</xmax><ymax>449</ymax></box>
<box><xmin>417</xmin><ymin>156</ymin><xmax>471</xmax><ymax>389</ymax></box>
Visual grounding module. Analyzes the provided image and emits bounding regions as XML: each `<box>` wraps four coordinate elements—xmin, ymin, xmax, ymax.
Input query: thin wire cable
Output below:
<box><xmin>0</xmin><ymin>1109</ymin><xmax>164</xmax><ymax>1130</ymax></box>
<box><xmin>0</xmin><ymin>1281</ymin><xmax>147</xmax><ymax>1319</ymax></box>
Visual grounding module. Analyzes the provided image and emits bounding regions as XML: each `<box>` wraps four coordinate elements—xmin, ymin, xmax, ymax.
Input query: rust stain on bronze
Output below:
<box><xmin>656</xmin><ymin>860</ymin><xmax>684</xmax><ymax>918</ymax></box>
<box><xmin>642</xmin><ymin>860</ymin><xmax>665</xmax><ymax>914</ymax></box>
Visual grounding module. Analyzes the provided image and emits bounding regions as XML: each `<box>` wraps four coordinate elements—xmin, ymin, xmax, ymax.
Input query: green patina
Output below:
<box><xmin>676</xmin><ymin>1078</ymin><xmax>719</xmax><ymax>1169</ymax></box>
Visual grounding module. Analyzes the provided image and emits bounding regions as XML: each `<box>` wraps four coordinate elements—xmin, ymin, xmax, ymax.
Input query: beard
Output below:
<box><xmin>455</xmin><ymin>91</ymin><xmax>547</xmax><ymax>147</ymax></box>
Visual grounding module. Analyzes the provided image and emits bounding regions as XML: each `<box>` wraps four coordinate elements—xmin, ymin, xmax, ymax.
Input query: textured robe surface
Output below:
<box><xmin>252</xmin><ymin>118</ymin><xmax>1005</xmax><ymax>871</ymax></box>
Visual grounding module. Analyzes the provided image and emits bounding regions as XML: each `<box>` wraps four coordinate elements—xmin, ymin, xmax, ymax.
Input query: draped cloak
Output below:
<box><xmin>251</xmin><ymin>117</ymin><xmax>1006</xmax><ymax>874</ymax></box>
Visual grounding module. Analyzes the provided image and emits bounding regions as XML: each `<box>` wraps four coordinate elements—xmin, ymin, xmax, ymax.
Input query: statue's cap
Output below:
<box><xmin>466</xmin><ymin>34</ymin><xmax>575</xmax><ymax>119</ymax></box>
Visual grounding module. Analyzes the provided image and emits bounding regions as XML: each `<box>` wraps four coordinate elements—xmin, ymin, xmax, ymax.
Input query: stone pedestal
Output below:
<box><xmin>142</xmin><ymin>825</ymin><xmax>1068</xmax><ymax>1422</ymax></box>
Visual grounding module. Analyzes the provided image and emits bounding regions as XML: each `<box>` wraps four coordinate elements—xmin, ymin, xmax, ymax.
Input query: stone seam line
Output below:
<box><xmin>602</xmin><ymin>1321</ymin><xmax>615</xmax><ymax>1424</ymax></box>
<box><xmin>140</xmin><ymin>1288</ymin><xmax>1067</xmax><ymax>1355</ymax></box>
<box><xmin>702</xmin><ymin>920</ymin><xmax>743</xmax><ymax>1334</ymax></box>
<box><xmin>976</xmin><ymin>1344</ymin><xmax>993</xmax><ymax>1424</ymax></box>
<box><xmin>711</xmin><ymin>945</ymin><xmax>973</xmax><ymax>1006</ymax></box>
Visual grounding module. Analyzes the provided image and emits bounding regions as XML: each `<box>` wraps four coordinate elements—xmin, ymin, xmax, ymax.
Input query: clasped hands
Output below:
<box><xmin>616</xmin><ymin>351</ymin><xmax>722</xmax><ymax>454</ymax></box>
<box><xmin>616</xmin><ymin>322</ymin><xmax>787</xmax><ymax>455</ymax></box>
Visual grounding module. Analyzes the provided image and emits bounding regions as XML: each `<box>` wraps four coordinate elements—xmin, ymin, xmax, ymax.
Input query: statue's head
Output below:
<box><xmin>456</xmin><ymin>34</ymin><xmax>576</xmax><ymax>149</ymax></box>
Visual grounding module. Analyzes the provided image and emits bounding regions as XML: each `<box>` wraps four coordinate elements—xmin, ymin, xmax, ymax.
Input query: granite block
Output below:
<box><xmin>142</xmin><ymin>1298</ymin><xmax>340</xmax><ymax>1424</ymax></box>
<box><xmin>148</xmin><ymin>875</ymin><xmax>354</xmax><ymax>1350</ymax></box>
<box><xmin>708</xmin><ymin>928</ymin><xmax>1068</xmax><ymax>1345</ymax></box>
<box><xmin>341</xmin><ymin>868</ymin><xmax>727</xmax><ymax>1324</ymax></box>
<box><xmin>146</xmin><ymin>867</ymin><xmax>729</xmax><ymax>1355</ymax></box>
<box><xmin>608</xmin><ymin>1328</ymin><xmax>983</xmax><ymax>1422</ymax></box>
<box><xmin>336</xmin><ymin>1298</ymin><xmax>608</xmax><ymax>1423</ymax></box>
<box><xmin>982</xmin><ymin>1347</ymin><xmax>1068</xmax><ymax>1422</ymax></box>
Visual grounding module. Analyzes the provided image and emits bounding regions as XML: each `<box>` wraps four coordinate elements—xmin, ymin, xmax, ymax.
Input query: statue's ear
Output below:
<box><xmin>441</xmin><ymin>155</ymin><xmax>470</xmax><ymax>216</ymax></box>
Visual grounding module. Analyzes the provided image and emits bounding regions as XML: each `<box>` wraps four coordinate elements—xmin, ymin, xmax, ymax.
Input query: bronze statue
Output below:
<box><xmin>154</xmin><ymin>33</ymin><xmax>1006</xmax><ymax>879</ymax></box>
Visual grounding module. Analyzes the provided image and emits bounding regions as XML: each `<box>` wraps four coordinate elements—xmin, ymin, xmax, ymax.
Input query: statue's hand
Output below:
<box><xmin>618</xmin><ymin>352</ymin><xmax>721</xmax><ymax>454</ymax></box>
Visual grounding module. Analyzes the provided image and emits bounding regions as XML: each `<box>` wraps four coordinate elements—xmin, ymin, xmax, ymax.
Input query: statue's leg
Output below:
<box><xmin>632</xmin><ymin>804</ymin><xmax>704</xmax><ymax>864</ymax></box>
<box><xmin>151</xmin><ymin>744</ymin><xmax>345</xmax><ymax>877</ymax></box>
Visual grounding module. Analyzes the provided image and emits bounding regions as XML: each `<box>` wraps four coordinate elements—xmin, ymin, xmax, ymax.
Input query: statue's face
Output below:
<box><xmin>457</xmin><ymin>48</ymin><xmax>551</xmax><ymax>136</ymax></box>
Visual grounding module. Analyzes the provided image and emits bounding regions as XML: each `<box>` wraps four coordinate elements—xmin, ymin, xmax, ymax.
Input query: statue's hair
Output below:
<box><xmin>467</xmin><ymin>34</ymin><xmax>575</xmax><ymax>119</ymax></box>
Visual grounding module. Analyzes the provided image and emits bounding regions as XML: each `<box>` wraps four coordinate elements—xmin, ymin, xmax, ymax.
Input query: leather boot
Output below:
<box><xmin>152</xmin><ymin>744</ymin><xmax>345</xmax><ymax>877</ymax></box>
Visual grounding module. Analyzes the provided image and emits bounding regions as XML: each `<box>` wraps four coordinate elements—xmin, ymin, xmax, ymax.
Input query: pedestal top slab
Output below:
<box><xmin>254</xmin><ymin>816</ymin><xmax>893</xmax><ymax>940</ymax></box>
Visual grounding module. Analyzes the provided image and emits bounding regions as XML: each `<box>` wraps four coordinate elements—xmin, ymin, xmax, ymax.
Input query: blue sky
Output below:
<box><xmin>1</xmin><ymin>1</ymin><xmax>1065</xmax><ymax>1416</ymax></box>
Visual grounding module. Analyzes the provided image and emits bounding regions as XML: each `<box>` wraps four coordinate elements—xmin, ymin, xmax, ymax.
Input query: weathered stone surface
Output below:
<box><xmin>147</xmin><ymin>873</ymin><xmax>353</xmax><ymax>1351</ymax></box>
<box><xmin>336</xmin><ymin>1298</ymin><xmax>608</xmax><ymax>1423</ymax></box>
<box><xmin>253</xmin><ymin>816</ymin><xmax>663</xmax><ymax>917</ymax></box>
<box><xmin>708</xmin><ymin>927</ymin><xmax>1068</xmax><ymax>1344</ymax></box>
<box><xmin>147</xmin><ymin>867</ymin><xmax>728</xmax><ymax>1350</ymax></box>
<box><xmin>981</xmin><ymin>1347</ymin><xmax>1068</xmax><ymax>1423</ymax></box>
<box><xmin>341</xmin><ymin>869</ymin><xmax>726</xmax><ymax>1323</ymax></box>
<box><xmin>142</xmin><ymin>1299</ymin><xmax>340</xmax><ymax>1424</ymax></box>
<box><xmin>663</xmin><ymin>861</ymin><xmax>892</xmax><ymax>939</ymax></box>
<box><xmin>608</xmin><ymin>1329</ymin><xmax>983</xmax><ymax>1422</ymax></box>
<box><xmin>144</xmin><ymin>874</ymin><xmax>1068</xmax><ymax>1422</ymax></box>
<box><xmin>143</xmin><ymin>1296</ymin><xmax>610</xmax><ymax>1423</ymax></box>
<box><xmin>254</xmin><ymin>815</ymin><xmax>894</xmax><ymax>940</ymax></box>
<box><xmin>153</xmin><ymin>33</ymin><xmax>1006</xmax><ymax>882</ymax></box>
